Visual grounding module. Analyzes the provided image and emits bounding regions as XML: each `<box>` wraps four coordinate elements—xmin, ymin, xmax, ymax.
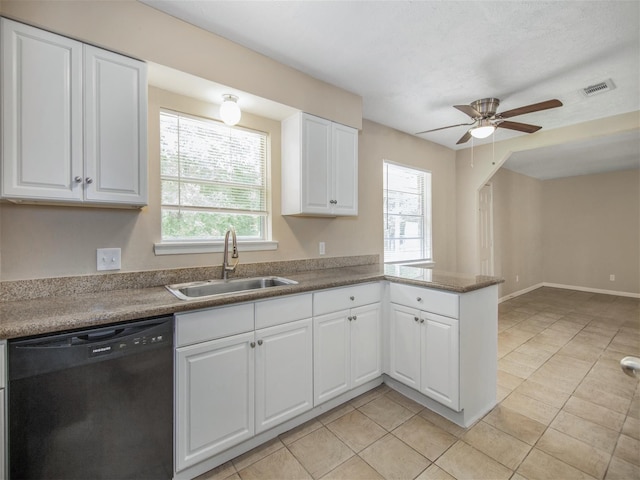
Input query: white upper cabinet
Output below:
<box><xmin>83</xmin><ymin>46</ymin><xmax>147</xmax><ymax>205</ymax></box>
<box><xmin>281</xmin><ymin>112</ymin><xmax>358</xmax><ymax>216</ymax></box>
<box><xmin>1</xmin><ymin>19</ymin><xmax>83</xmax><ymax>202</ymax></box>
<box><xmin>1</xmin><ymin>18</ymin><xmax>147</xmax><ymax>207</ymax></box>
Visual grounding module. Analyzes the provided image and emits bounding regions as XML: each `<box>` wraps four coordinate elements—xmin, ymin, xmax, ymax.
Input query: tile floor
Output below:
<box><xmin>197</xmin><ymin>287</ymin><xmax>640</xmax><ymax>480</ymax></box>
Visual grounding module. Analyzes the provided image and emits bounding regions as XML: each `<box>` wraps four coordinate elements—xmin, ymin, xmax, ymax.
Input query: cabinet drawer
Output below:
<box><xmin>175</xmin><ymin>303</ymin><xmax>254</xmax><ymax>347</ymax></box>
<box><xmin>255</xmin><ymin>294</ymin><xmax>312</xmax><ymax>329</ymax></box>
<box><xmin>390</xmin><ymin>283</ymin><xmax>459</xmax><ymax>318</ymax></box>
<box><xmin>314</xmin><ymin>282</ymin><xmax>381</xmax><ymax>315</ymax></box>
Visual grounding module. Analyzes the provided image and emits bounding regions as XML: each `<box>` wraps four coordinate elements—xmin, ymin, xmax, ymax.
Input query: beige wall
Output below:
<box><xmin>0</xmin><ymin>89</ymin><xmax>457</xmax><ymax>280</ymax></box>
<box><xmin>491</xmin><ymin>169</ymin><xmax>544</xmax><ymax>297</ymax></box>
<box><xmin>0</xmin><ymin>0</ymin><xmax>362</xmax><ymax>129</ymax></box>
<box><xmin>0</xmin><ymin>1</ymin><xmax>460</xmax><ymax>281</ymax></box>
<box><xmin>455</xmin><ymin>112</ymin><xmax>640</xmax><ymax>275</ymax></box>
<box><xmin>542</xmin><ymin>169</ymin><xmax>640</xmax><ymax>294</ymax></box>
<box><xmin>360</xmin><ymin>121</ymin><xmax>457</xmax><ymax>270</ymax></box>
<box><xmin>490</xmin><ymin>168</ymin><xmax>639</xmax><ymax>297</ymax></box>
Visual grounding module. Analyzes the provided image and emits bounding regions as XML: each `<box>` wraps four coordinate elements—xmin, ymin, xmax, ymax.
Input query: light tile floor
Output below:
<box><xmin>197</xmin><ymin>287</ymin><xmax>640</xmax><ymax>480</ymax></box>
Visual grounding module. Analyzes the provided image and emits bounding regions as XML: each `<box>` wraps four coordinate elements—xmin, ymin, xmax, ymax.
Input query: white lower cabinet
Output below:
<box><xmin>174</xmin><ymin>281</ymin><xmax>497</xmax><ymax>475</ymax></box>
<box><xmin>389</xmin><ymin>303</ymin><xmax>460</xmax><ymax>411</ymax></box>
<box><xmin>255</xmin><ymin>319</ymin><xmax>313</xmax><ymax>433</ymax></box>
<box><xmin>0</xmin><ymin>341</ymin><xmax>5</xmax><ymax>480</ymax></box>
<box><xmin>175</xmin><ymin>296</ymin><xmax>313</xmax><ymax>473</ymax></box>
<box><xmin>313</xmin><ymin>283</ymin><xmax>382</xmax><ymax>406</ymax></box>
<box><xmin>176</xmin><ymin>332</ymin><xmax>255</xmax><ymax>472</ymax></box>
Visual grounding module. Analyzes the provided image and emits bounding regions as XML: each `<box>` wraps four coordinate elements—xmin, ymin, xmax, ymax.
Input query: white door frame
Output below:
<box><xmin>478</xmin><ymin>183</ymin><xmax>494</xmax><ymax>276</ymax></box>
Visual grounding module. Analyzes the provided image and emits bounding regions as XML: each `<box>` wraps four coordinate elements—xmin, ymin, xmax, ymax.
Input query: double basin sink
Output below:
<box><xmin>166</xmin><ymin>276</ymin><xmax>298</xmax><ymax>300</ymax></box>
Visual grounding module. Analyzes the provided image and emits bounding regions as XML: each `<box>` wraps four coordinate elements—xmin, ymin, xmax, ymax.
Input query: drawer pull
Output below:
<box><xmin>416</xmin><ymin>297</ymin><xmax>422</xmax><ymax>302</ymax></box>
<box><xmin>350</xmin><ymin>296</ymin><xmax>355</xmax><ymax>301</ymax></box>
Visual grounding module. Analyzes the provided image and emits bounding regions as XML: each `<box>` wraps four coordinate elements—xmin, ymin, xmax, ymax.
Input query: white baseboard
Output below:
<box><xmin>542</xmin><ymin>282</ymin><xmax>640</xmax><ymax>299</ymax></box>
<box><xmin>499</xmin><ymin>282</ymin><xmax>640</xmax><ymax>302</ymax></box>
<box><xmin>499</xmin><ymin>283</ymin><xmax>544</xmax><ymax>303</ymax></box>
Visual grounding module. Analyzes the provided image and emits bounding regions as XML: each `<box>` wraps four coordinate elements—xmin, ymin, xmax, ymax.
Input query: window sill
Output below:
<box><xmin>384</xmin><ymin>260</ymin><xmax>435</xmax><ymax>267</ymax></box>
<box><xmin>154</xmin><ymin>240</ymin><xmax>278</xmax><ymax>256</ymax></box>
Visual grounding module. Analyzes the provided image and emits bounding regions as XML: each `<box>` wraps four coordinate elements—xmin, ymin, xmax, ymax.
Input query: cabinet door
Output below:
<box><xmin>255</xmin><ymin>318</ymin><xmax>313</xmax><ymax>434</ymax></box>
<box><xmin>421</xmin><ymin>312</ymin><xmax>460</xmax><ymax>411</ymax></box>
<box><xmin>350</xmin><ymin>303</ymin><xmax>381</xmax><ymax>387</ymax></box>
<box><xmin>0</xmin><ymin>391</ymin><xmax>4</xmax><ymax>480</ymax></box>
<box><xmin>331</xmin><ymin>122</ymin><xmax>358</xmax><ymax>216</ymax></box>
<box><xmin>176</xmin><ymin>332</ymin><xmax>255</xmax><ymax>472</ymax></box>
<box><xmin>1</xmin><ymin>18</ymin><xmax>83</xmax><ymax>201</ymax></box>
<box><xmin>389</xmin><ymin>303</ymin><xmax>421</xmax><ymax>389</ymax></box>
<box><xmin>301</xmin><ymin>114</ymin><xmax>332</xmax><ymax>214</ymax></box>
<box><xmin>84</xmin><ymin>45</ymin><xmax>148</xmax><ymax>205</ymax></box>
<box><xmin>313</xmin><ymin>310</ymin><xmax>350</xmax><ymax>405</ymax></box>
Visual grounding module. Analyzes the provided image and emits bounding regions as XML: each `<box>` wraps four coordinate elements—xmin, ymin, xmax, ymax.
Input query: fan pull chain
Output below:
<box><xmin>470</xmin><ymin>137</ymin><xmax>474</xmax><ymax>168</ymax></box>
<box><xmin>492</xmin><ymin>132</ymin><xmax>495</xmax><ymax>165</ymax></box>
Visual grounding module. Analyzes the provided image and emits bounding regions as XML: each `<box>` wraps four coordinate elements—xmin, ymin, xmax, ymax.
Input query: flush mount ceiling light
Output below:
<box><xmin>470</xmin><ymin>119</ymin><xmax>496</xmax><ymax>139</ymax></box>
<box><xmin>220</xmin><ymin>94</ymin><xmax>241</xmax><ymax>126</ymax></box>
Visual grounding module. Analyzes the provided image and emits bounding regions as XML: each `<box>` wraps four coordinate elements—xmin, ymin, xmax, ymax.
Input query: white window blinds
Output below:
<box><xmin>383</xmin><ymin>161</ymin><xmax>432</xmax><ymax>263</ymax></box>
<box><xmin>160</xmin><ymin>110</ymin><xmax>268</xmax><ymax>240</ymax></box>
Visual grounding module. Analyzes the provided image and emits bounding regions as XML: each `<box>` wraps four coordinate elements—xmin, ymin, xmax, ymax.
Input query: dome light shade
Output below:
<box><xmin>470</xmin><ymin>119</ymin><xmax>495</xmax><ymax>139</ymax></box>
<box><xmin>220</xmin><ymin>94</ymin><xmax>241</xmax><ymax>126</ymax></box>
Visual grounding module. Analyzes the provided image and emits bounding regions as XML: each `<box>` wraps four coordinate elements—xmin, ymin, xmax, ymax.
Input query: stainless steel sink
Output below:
<box><xmin>166</xmin><ymin>276</ymin><xmax>298</xmax><ymax>300</ymax></box>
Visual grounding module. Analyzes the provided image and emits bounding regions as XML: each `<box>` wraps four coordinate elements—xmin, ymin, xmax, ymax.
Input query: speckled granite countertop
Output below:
<box><xmin>0</xmin><ymin>262</ymin><xmax>502</xmax><ymax>339</ymax></box>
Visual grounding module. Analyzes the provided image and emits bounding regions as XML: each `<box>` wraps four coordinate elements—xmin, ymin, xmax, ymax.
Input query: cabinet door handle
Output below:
<box><xmin>74</xmin><ymin>176</ymin><xmax>83</xmax><ymax>183</ymax></box>
<box><xmin>352</xmin><ymin>315</ymin><xmax>357</xmax><ymax>321</ymax></box>
<box><xmin>416</xmin><ymin>297</ymin><xmax>422</xmax><ymax>302</ymax></box>
<box><xmin>85</xmin><ymin>177</ymin><xmax>94</xmax><ymax>185</ymax></box>
<box><xmin>414</xmin><ymin>317</ymin><xmax>419</xmax><ymax>322</ymax></box>
<box><xmin>420</xmin><ymin>319</ymin><xmax>425</xmax><ymax>324</ymax></box>
<box><xmin>348</xmin><ymin>316</ymin><xmax>353</xmax><ymax>321</ymax></box>
<box><xmin>257</xmin><ymin>339</ymin><xmax>263</xmax><ymax>346</ymax></box>
<box><xmin>250</xmin><ymin>342</ymin><xmax>256</xmax><ymax>348</ymax></box>
<box><xmin>350</xmin><ymin>296</ymin><xmax>355</xmax><ymax>301</ymax></box>
<box><xmin>330</xmin><ymin>199</ymin><xmax>337</xmax><ymax>204</ymax></box>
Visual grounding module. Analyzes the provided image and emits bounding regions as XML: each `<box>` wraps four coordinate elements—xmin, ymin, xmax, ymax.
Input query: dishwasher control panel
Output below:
<box><xmin>89</xmin><ymin>333</ymin><xmax>170</xmax><ymax>358</ymax></box>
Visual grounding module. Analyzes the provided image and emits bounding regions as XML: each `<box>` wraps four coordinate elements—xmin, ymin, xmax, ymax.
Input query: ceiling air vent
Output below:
<box><xmin>581</xmin><ymin>79</ymin><xmax>616</xmax><ymax>97</ymax></box>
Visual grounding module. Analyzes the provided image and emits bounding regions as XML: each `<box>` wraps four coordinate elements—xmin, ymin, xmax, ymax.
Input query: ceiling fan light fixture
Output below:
<box><xmin>470</xmin><ymin>119</ymin><xmax>495</xmax><ymax>139</ymax></box>
<box><xmin>220</xmin><ymin>94</ymin><xmax>241</xmax><ymax>126</ymax></box>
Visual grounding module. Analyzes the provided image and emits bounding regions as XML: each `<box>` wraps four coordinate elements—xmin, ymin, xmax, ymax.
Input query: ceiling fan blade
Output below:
<box><xmin>499</xmin><ymin>99</ymin><xmax>563</xmax><ymax>119</ymax></box>
<box><xmin>497</xmin><ymin>121</ymin><xmax>542</xmax><ymax>134</ymax></box>
<box><xmin>416</xmin><ymin>122</ymin><xmax>475</xmax><ymax>135</ymax></box>
<box><xmin>456</xmin><ymin>130</ymin><xmax>472</xmax><ymax>144</ymax></box>
<box><xmin>454</xmin><ymin>104</ymin><xmax>481</xmax><ymax>118</ymax></box>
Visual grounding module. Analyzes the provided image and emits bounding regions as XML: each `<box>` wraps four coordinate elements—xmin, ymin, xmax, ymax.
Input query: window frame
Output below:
<box><xmin>154</xmin><ymin>108</ymin><xmax>277</xmax><ymax>255</ymax></box>
<box><xmin>383</xmin><ymin>160</ymin><xmax>433</xmax><ymax>265</ymax></box>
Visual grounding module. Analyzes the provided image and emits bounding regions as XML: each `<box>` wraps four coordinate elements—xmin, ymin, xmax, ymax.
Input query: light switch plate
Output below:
<box><xmin>97</xmin><ymin>248</ymin><xmax>121</xmax><ymax>271</ymax></box>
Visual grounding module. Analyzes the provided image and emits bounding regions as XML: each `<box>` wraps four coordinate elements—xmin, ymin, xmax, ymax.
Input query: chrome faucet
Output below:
<box><xmin>222</xmin><ymin>227</ymin><xmax>239</xmax><ymax>280</ymax></box>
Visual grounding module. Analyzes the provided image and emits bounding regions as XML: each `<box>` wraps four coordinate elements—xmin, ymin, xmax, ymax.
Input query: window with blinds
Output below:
<box><xmin>160</xmin><ymin>110</ymin><xmax>268</xmax><ymax>241</ymax></box>
<box><xmin>383</xmin><ymin>161</ymin><xmax>432</xmax><ymax>263</ymax></box>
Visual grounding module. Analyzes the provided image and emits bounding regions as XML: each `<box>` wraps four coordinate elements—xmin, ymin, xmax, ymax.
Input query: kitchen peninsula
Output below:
<box><xmin>0</xmin><ymin>257</ymin><xmax>502</xmax><ymax>479</ymax></box>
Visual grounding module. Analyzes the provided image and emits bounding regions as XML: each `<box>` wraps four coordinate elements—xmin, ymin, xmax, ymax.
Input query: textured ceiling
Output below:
<box><xmin>141</xmin><ymin>0</ymin><xmax>640</xmax><ymax>178</ymax></box>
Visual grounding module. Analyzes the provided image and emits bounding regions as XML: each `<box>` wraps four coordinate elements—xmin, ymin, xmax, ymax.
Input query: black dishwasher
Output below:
<box><xmin>8</xmin><ymin>316</ymin><xmax>173</xmax><ymax>479</ymax></box>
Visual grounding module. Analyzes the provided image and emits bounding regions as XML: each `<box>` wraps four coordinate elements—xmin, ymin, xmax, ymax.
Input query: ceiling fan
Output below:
<box><xmin>416</xmin><ymin>98</ymin><xmax>563</xmax><ymax>144</ymax></box>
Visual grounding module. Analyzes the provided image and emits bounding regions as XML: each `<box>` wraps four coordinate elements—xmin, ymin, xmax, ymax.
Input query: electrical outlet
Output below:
<box><xmin>319</xmin><ymin>242</ymin><xmax>326</xmax><ymax>255</ymax></box>
<box><xmin>610</xmin><ymin>274</ymin><xmax>615</xmax><ymax>281</ymax></box>
<box><xmin>97</xmin><ymin>248</ymin><xmax>121</xmax><ymax>271</ymax></box>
